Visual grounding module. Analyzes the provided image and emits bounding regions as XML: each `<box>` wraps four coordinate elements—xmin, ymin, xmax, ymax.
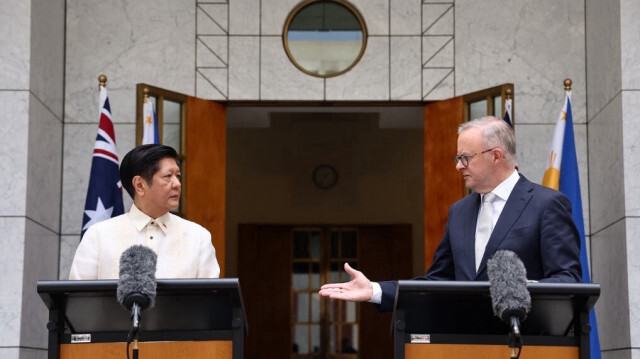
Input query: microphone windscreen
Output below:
<box><xmin>117</xmin><ymin>245</ymin><xmax>157</xmax><ymax>311</ymax></box>
<box><xmin>487</xmin><ymin>250</ymin><xmax>531</xmax><ymax>322</ymax></box>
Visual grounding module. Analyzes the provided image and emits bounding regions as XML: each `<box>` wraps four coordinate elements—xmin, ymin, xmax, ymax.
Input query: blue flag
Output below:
<box><xmin>503</xmin><ymin>98</ymin><xmax>513</xmax><ymax>127</ymax></box>
<box><xmin>81</xmin><ymin>86</ymin><xmax>124</xmax><ymax>238</ymax></box>
<box><xmin>547</xmin><ymin>92</ymin><xmax>601</xmax><ymax>359</ymax></box>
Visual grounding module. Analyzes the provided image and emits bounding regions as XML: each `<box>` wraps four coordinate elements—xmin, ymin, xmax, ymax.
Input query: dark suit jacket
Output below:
<box><xmin>378</xmin><ymin>175</ymin><xmax>582</xmax><ymax>311</ymax></box>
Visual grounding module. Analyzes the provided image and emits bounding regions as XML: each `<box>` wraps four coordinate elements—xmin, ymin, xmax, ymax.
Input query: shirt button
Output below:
<box><xmin>150</xmin><ymin>236</ymin><xmax>154</xmax><ymax>240</ymax></box>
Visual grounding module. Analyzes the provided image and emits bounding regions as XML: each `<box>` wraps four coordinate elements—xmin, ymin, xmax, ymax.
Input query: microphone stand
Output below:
<box><xmin>127</xmin><ymin>302</ymin><xmax>142</xmax><ymax>359</ymax></box>
<box><xmin>507</xmin><ymin>316</ymin><xmax>523</xmax><ymax>359</ymax></box>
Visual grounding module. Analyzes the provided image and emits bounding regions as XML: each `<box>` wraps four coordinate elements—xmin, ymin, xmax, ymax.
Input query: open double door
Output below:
<box><xmin>138</xmin><ymin>83</ymin><xmax>513</xmax><ymax>358</ymax></box>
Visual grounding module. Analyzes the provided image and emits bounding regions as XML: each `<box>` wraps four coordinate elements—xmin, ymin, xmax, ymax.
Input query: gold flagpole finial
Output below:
<box><xmin>98</xmin><ymin>74</ymin><xmax>107</xmax><ymax>88</ymax></box>
<box><xmin>505</xmin><ymin>87</ymin><xmax>512</xmax><ymax>100</ymax></box>
<box><xmin>564</xmin><ymin>78</ymin><xmax>572</xmax><ymax>92</ymax></box>
<box><xmin>143</xmin><ymin>87</ymin><xmax>149</xmax><ymax>103</ymax></box>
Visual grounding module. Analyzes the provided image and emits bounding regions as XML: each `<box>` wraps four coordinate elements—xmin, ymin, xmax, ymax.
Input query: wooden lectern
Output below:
<box><xmin>392</xmin><ymin>281</ymin><xmax>599</xmax><ymax>359</ymax></box>
<box><xmin>37</xmin><ymin>278</ymin><xmax>247</xmax><ymax>359</ymax></box>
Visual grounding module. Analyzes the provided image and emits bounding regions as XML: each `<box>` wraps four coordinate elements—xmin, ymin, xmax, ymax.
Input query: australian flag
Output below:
<box><xmin>81</xmin><ymin>85</ymin><xmax>124</xmax><ymax>238</ymax></box>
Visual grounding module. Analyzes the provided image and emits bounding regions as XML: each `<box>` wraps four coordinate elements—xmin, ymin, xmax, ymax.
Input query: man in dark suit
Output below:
<box><xmin>319</xmin><ymin>116</ymin><xmax>582</xmax><ymax>311</ymax></box>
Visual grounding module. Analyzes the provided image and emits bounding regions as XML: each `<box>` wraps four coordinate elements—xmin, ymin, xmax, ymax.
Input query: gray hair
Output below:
<box><xmin>458</xmin><ymin>116</ymin><xmax>517</xmax><ymax>166</ymax></box>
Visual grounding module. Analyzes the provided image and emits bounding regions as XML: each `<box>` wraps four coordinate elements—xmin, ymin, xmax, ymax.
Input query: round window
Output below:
<box><xmin>283</xmin><ymin>0</ymin><xmax>367</xmax><ymax>78</ymax></box>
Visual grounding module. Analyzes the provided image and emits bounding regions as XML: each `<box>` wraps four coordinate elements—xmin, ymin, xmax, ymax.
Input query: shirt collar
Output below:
<box><xmin>488</xmin><ymin>170</ymin><xmax>520</xmax><ymax>202</ymax></box>
<box><xmin>128</xmin><ymin>204</ymin><xmax>170</xmax><ymax>234</ymax></box>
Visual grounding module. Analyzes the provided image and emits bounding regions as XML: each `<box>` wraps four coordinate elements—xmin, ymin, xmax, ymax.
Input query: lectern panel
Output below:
<box><xmin>60</xmin><ymin>340</ymin><xmax>232</xmax><ymax>359</ymax></box>
<box><xmin>65</xmin><ymin>292</ymin><xmax>233</xmax><ymax>333</ymax></box>
<box><xmin>405</xmin><ymin>343</ymin><xmax>578</xmax><ymax>359</ymax></box>
<box><xmin>402</xmin><ymin>292</ymin><xmax>575</xmax><ymax>336</ymax></box>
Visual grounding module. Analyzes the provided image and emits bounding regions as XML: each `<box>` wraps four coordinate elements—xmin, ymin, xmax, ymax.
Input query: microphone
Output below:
<box><xmin>117</xmin><ymin>245</ymin><xmax>157</xmax><ymax>342</ymax></box>
<box><xmin>487</xmin><ymin>250</ymin><xmax>531</xmax><ymax>358</ymax></box>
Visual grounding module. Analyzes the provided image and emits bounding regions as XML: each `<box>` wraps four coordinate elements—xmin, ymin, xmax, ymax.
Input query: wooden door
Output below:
<box><xmin>185</xmin><ymin>96</ymin><xmax>227</xmax><ymax>275</ymax></box>
<box><xmin>423</xmin><ymin>96</ymin><xmax>465</xmax><ymax>271</ymax></box>
<box><xmin>238</xmin><ymin>225</ymin><xmax>412</xmax><ymax>359</ymax></box>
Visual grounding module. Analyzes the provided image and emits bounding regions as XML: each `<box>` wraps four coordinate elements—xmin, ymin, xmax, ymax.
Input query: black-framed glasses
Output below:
<box><xmin>453</xmin><ymin>148</ymin><xmax>496</xmax><ymax>167</ymax></box>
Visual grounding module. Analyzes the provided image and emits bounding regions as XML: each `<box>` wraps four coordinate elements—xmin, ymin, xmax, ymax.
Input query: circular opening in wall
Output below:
<box><xmin>283</xmin><ymin>0</ymin><xmax>367</xmax><ymax>78</ymax></box>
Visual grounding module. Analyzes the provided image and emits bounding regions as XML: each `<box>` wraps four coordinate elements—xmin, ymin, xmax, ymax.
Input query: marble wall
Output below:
<box><xmin>1</xmin><ymin>0</ymin><xmax>65</xmax><ymax>358</ymax></box>
<box><xmin>196</xmin><ymin>0</ymin><xmax>454</xmax><ymax>101</ymax></box>
<box><xmin>587</xmin><ymin>0</ymin><xmax>639</xmax><ymax>357</ymax></box>
<box><xmin>618</xmin><ymin>0</ymin><xmax>640</xmax><ymax>354</ymax></box>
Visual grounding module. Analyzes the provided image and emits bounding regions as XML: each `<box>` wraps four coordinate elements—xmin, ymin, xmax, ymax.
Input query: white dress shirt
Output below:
<box><xmin>479</xmin><ymin>169</ymin><xmax>520</xmax><ymax>230</ymax></box>
<box><xmin>369</xmin><ymin>170</ymin><xmax>520</xmax><ymax>304</ymax></box>
<box><xmin>69</xmin><ymin>204</ymin><xmax>220</xmax><ymax>280</ymax></box>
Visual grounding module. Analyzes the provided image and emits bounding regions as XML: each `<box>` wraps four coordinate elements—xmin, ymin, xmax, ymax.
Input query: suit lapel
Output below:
<box><xmin>461</xmin><ymin>193</ymin><xmax>482</xmax><ymax>280</ymax></box>
<box><xmin>474</xmin><ymin>176</ymin><xmax>534</xmax><ymax>278</ymax></box>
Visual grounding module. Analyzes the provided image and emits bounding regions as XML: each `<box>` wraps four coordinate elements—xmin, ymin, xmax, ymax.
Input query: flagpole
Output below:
<box><xmin>564</xmin><ymin>78</ymin><xmax>572</xmax><ymax>93</ymax></box>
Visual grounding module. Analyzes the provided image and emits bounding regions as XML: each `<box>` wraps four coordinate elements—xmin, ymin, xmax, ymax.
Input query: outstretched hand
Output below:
<box><xmin>318</xmin><ymin>263</ymin><xmax>373</xmax><ymax>302</ymax></box>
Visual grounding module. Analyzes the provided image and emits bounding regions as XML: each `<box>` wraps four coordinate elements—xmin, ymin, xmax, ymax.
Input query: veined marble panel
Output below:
<box><xmin>229</xmin><ymin>36</ymin><xmax>260</xmax><ymax>100</ymax></box>
<box><xmin>591</xmin><ymin>220</ymin><xmax>630</xmax><ymax>350</ymax></box>
<box><xmin>349</xmin><ymin>0</ymin><xmax>389</xmax><ymax>36</ymax></box>
<box><xmin>586</xmin><ymin>0</ymin><xmax>621</xmax><ymax>118</ymax></box>
<box><xmin>621</xmin><ymin>0</ymin><xmax>640</xmax><ymax>90</ymax></box>
<box><xmin>0</xmin><ymin>349</ymin><xmax>18</xmax><ymax>359</ymax></box>
<box><xmin>26</xmin><ymin>94</ymin><xmax>62</xmax><ymax>232</ymax></box>
<box><xmin>515</xmin><ymin>123</ymin><xmax>590</xmax><ymax>236</ymax></box>
<box><xmin>197</xmin><ymin>36</ymin><xmax>228</xmax><ymax>68</ymax></box>
<box><xmin>61</xmin><ymin>123</ymin><xmax>135</xmax><ymax>235</ymax></box>
<box><xmin>21</xmin><ymin>219</ymin><xmax>59</xmax><ymax>349</ymax></box>
<box><xmin>260</xmin><ymin>37</ymin><xmax>324</xmax><ymax>100</ymax></box>
<box><xmin>390</xmin><ymin>36</ymin><xmax>421</xmax><ymax>100</ymax></box>
<box><xmin>455</xmin><ymin>0</ymin><xmax>585</xmax><ymax>125</ymax></box>
<box><xmin>601</xmin><ymin>350</ymin><xmax>638</xmax><ymax>359</ymax></box>
<box><xmin>261</xmin><ymin>0</ymin><xmax>300</xmax><ymax>35</ymax></box>
<box><xmin>623</xmin><ymin>91</ymin><xmax>640</xmax><ymax>217</ymax></box>
<box><xmin>67</xmin><ymin>85</ymin><xmax>139</xmax><ymax>126</ymax></box>
<box><xmin>326</xmin><ymin>37</ymin><xmax>389</xmax><ymax>101</ymax></box>
<box><xmin>422</xmin><ymin>68</ymin><xmax>454</xmax><ymax>100</ymax></box>
<box><xmin>1</xmin><ymin>91</ymin><xmax>29</xmax><ymax>216</ymax></box>
<box><xmin>14</xmin><ymin>348</ymin><xmax>48</xmax><ymax>359</ymax></box>
<box><xmin>422</xmin><ymin>36</ymin><xmax>453</xmax><ymax>68</ymax></box>
<box><xmin>66</xmin><ymin>0</ymin><xmax>195</xmax><ymax>123</ymax></box>
<box><xmin>197</xmin><ymin>3</ymin><xmax>228</xmax><ymax>35</ymax></box>
<box><xmin>59</xmin><ymin>235</ymin><xmax>80</xmax><ymax>280</ymax></box>
<box><xmin>0</xmin><ymin>0</ymin><xmax>29</xmax><ymax>89</ymax></box>
<box><xmin>422</xmin><ymin>3</ymin><xmax>453</xmax><ymax>35</ymax></box>
<box><xmin>29</xmin><ymin>0</ymin><xmax>65</xmax><ymax>118</ymax></box>
<box><xmin>196</xmin><ymin>68</ymin><xmax>228</xmax><ymax>100</ymax></box>
<box><xmin>588</xmin><ymin>93</ymin><xmax>624</xmax><ymax>233</ymax></box>
<box><xmin>627</xmin><ymin>217</ymin><xmax>640</xmax><ymax>347</ymax></box>
<box><xmin>229</xmin><ymin>0</ymin><xmax>260</xmax><ymax>35</ymax></box>
<box><xmin>390</xmin><ymin>0</ymin><xmax>420</xmax><ymax>35</ymax></box>
<box><xmin>0</xmin><ymin>217</ymin><xmax>26</xmax><ymax>346</ymax></box>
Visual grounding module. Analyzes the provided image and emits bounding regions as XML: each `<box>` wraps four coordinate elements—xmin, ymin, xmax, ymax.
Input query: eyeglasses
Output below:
<box><xmin>453</xmin><ymin>148</ymin><xmax>495</xmax><ymax>167</ymax></box>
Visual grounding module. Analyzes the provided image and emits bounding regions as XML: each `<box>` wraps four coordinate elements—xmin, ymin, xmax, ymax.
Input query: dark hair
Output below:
<box><xmin>120</xmin><ymin>144</ymin><xmax>179</xmax><ymax>199</ymax></box>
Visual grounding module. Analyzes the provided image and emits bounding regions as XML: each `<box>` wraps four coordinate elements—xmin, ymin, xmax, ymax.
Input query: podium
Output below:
<box><xmin>37</xmin><ymin>278</ymin><xmax>247</xmax><ymax>359</ymax></box>
<box><xmin>392</xmin><ymin>281</ymin><xmax>599</xmax><ymax>359</ymax></box>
